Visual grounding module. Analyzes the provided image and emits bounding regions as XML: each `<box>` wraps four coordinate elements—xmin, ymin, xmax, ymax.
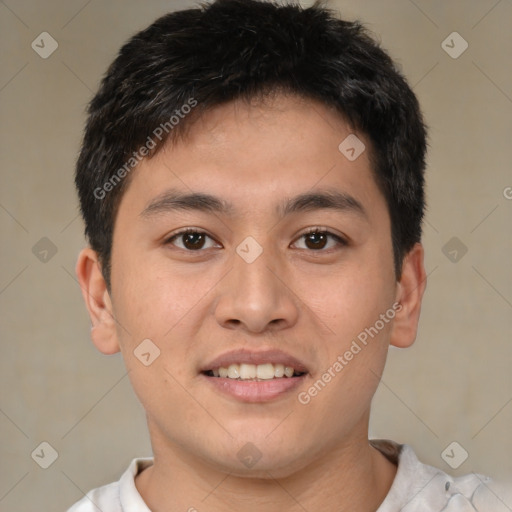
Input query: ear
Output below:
<box><xmin>389</xmin><ymin>242</ymin><xmax>427</xmax><ymax>349</ymax></box>
<box><xmin>75</xmin><ymin>247</ymin><xmax>120</xmax><ymax>355</ymax></box>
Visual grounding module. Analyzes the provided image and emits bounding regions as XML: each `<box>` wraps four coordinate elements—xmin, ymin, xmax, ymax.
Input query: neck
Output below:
<box><xmin>135</xmin><ymin>421</ymin><xmax>397</xmax><ymax>512</ymax></box>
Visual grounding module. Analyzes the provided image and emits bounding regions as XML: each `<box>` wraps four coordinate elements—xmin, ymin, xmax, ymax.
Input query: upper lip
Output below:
<box><xmin>200</xmin><ymin>348</ymin><xmax>309</xmax><ymax>374</ymax></box>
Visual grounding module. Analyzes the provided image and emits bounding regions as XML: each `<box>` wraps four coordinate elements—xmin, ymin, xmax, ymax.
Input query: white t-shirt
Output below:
<box><xmin>67</xmin><ymin>439</ymin><xmax>509</xmax><ymax>511</ymax></box>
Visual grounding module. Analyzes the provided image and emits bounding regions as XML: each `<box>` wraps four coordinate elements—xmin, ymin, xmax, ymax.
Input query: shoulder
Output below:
<box><xmin>66</xmin><ymin>458</ymin><xmax>154</xmax><ymax>512</ymax></box>
<box><xmin>372</xmin><ymin>439</ymin><xmax>511</xmax><ymax>512</ymax></box>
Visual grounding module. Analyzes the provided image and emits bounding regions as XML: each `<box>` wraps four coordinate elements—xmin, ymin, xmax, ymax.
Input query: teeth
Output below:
<box><xmin>210</xmin><ymin>363</ymin><xmax>303</xmax><ymax>380</ymax></box>
<box><xmin>239</xmin><ymin>363</ymin><xmax>257</xmax><ymax>379</ymax></box>
<box><xmin>256</xmin><ymin>363</ymin><xmax>274</xmax><ymax>380</ymax></box>
<box><xmin>284</xmin><ymin>366</ymin><xmax>294</xmax><ymax>378</ymax></box>
<box><xmin>227</xmin><ymin>364</ymin><xmax>240</xmax><ymax>379</ymax></box>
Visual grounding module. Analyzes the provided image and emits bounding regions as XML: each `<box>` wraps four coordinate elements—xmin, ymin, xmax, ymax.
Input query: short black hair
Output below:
<box><xmin>75</xmin><ymin>0</ymin><xmax>427</xmax><ymax>290</ymax></box>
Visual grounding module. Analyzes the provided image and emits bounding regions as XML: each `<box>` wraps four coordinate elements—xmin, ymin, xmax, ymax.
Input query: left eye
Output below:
<box><xmin>292</xmin><ymin>230</ymin><xmax>347</xmax><ymax>251</ymax></box>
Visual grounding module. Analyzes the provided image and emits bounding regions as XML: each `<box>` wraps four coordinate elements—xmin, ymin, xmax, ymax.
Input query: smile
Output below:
<box><xmin>203</xmin><ymin>362</ymin><xmax>306</xmax><ymax>380</ymax></box>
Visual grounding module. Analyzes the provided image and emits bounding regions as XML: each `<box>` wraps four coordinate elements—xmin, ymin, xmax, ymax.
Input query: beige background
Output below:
<box><xmin>1</xmin><ymin>0</ymin><xmax>511</xmax><ymax>510</ymax></box>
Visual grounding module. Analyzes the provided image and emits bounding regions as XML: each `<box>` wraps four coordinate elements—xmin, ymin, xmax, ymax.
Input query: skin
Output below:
<box><xmin>76</xmin><ymin>94</ymin><xmax>426</xmax><ymax>512</ymax></box>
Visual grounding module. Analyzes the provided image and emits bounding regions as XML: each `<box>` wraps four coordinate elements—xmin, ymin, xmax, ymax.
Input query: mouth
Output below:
<box><xmin>199</xmin><ymin>349</ymin><xmax>309</xmax><ymax>403</ymax></box>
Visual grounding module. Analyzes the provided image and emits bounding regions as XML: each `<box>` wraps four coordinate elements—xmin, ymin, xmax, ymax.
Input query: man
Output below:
<box><xmin>69</xmin><ymin>0</ymin><xmax>502</xmax><ymax>509</ymax></box>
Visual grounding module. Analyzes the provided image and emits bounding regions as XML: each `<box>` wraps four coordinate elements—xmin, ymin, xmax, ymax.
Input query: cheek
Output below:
<box><xmin>109</xmin><ymin>248</ymin><xmax>213</xmax><ymax>389</ymax></box>
<box><xmin>111</xmin><ymin>247</ymin><xmax>190</xmax><ymax>337</ymax></box>
<box><xmin>306</xmin><ymin>258</ymin><xmax>395</xmax><ymax>335</ymax></box>
<box><xmin>299</xmin><ymin>249</ymin><xmax>396</xmax><ymax>400</ymax></box>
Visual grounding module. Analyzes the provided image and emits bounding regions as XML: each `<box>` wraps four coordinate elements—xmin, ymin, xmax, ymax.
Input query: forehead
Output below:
<box><xmin>116</xmin><ymin>93</ymin><xmax>386</xmax><ymax>223</ymax></box>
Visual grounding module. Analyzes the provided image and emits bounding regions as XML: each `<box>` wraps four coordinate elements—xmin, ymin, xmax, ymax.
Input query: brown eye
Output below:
<box><xmin>181</xmin><ymin>232</ymin><xmax>206</xmax><ymax>250</ymax></box>
<box><xmin>304</xmin><ymin>232</ymin><xmax>328</xmax><ymax>250</ymax></box>
<box><xmin>293</xmin><ymin>230</ymin><xmax>347</xmax><ymax>251</ymax></box>
<box><xmin>166</xmin><ymin>230</ymin><xmax>219</xmax><ymax>251</ymax></box>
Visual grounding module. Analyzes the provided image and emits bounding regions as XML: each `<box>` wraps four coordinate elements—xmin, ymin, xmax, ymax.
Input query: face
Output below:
<box><xmin>82</xmin><ymin>94</ymin><xmax>421</xmax><ymax>478</ymax></box>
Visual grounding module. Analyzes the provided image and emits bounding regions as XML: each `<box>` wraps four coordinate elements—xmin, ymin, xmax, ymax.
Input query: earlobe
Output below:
<box><xmin>389</xmin><ymin>243</ymin><xmax>427</xmax><ymax>349</ymax></box>
<box><xmin>75</xmin><ymin>248</ymin><xmax>121</xmax><ymax>355</ymax></box>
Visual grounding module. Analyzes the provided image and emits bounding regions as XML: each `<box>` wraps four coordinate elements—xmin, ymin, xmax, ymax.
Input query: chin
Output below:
<box><xmin>202</xmin><ymin>441</ymin><xmax>311</xmax><ymax>479</ymax></box>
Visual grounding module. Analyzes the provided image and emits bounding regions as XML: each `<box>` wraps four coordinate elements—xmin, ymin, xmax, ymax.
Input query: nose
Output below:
<box><xmin>214</xmin><ymin>239</ymin><xmax>300</xmax><ymax>334</ymax></box>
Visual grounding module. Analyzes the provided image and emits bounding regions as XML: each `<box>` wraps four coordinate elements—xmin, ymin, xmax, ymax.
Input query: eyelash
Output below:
<box><xmin>164</xmin><ymin>227</ymin><xmax>348</xmax><ymax>253</ymax></box>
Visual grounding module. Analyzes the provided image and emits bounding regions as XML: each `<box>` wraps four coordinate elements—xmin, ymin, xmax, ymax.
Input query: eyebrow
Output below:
<box><xmin>140</xmin><ymin>187</ymin><xmax>368</xmax><ymax>220</ymax></box>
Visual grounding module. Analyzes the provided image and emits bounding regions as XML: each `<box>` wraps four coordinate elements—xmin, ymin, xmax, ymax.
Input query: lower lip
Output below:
<box><xmin>201</xmin><ymin>373</ymin><xmax>307</xmax><ymax>403</ymax></box>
